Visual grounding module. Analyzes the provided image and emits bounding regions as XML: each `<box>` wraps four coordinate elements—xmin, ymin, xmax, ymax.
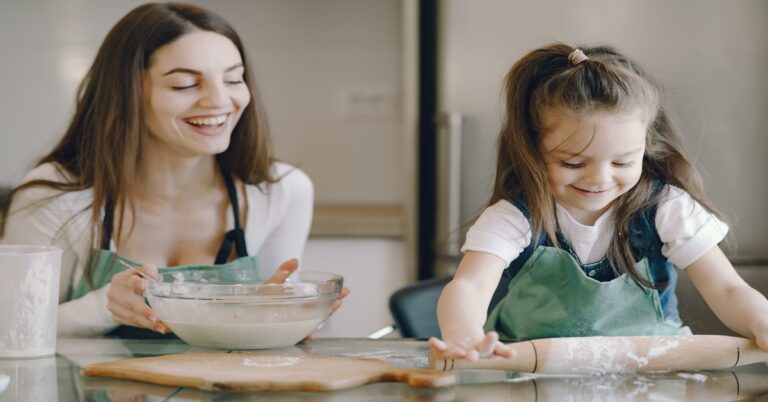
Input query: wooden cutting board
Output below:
<box><xmin>81</xmin><ymin>353</ymin><xmax>455</xmax><ymax>392</ymax></box>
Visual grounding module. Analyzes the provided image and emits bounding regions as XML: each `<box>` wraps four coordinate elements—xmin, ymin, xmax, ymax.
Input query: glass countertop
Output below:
<box><xmin>0</xmin><ymin>337</ymin><xmax>766</xmax><ymax>401</ymax></box>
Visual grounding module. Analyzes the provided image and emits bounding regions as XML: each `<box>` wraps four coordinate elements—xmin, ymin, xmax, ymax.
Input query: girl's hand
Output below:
<box><xmin>751</xmin><ymin>319</ymin><xmax>768</xmax><ymax>352</ymax></box>
<box><xmin>106</xmin><ymin>264</ymin><xmax>170</xmax><ymax>334</ymax></box>
<box><xmin>428</xmin><ymin>331</ymin><xmax>514</xmax><ymax>362</ymax></box>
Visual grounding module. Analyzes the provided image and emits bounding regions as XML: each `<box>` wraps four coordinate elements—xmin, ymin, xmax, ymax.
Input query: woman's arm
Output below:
<box><xmin>685</xmin><ymin>245</ymin><xmax>768</xmax><ymax>351</ymax></box>
<box><xmin>251</xmin><ymin>165</ymin><xmax>314</xmax><ymax>277</ymax></box>
<box><xmin>429</xmin><ymin>251</ymin><xmax>512</xmax><ymax>361</ymax></box>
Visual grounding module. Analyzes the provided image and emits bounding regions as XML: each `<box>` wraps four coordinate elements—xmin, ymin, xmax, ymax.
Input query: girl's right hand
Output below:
<box><xmin>428</xmin><ymin>331</ymin><xmax>514</xmax><ymax>362</ymax></box>
<box><xmin>106</xmin><ymin>264</ymin><xmax>170</xmax><ymax>334</ymax></box>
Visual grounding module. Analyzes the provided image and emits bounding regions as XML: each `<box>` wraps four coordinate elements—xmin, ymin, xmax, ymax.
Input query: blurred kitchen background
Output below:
<box><xmin>0</xmin><ymin>0</ymin><xmax>766</xmax><ymax>338</ymax></box>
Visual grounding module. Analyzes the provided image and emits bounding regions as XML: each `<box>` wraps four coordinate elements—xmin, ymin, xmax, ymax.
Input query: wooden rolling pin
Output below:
<box><xmin>429</xmin><ymin>335</ymin><xmax>768</xmax><ymax>374</ymax></box>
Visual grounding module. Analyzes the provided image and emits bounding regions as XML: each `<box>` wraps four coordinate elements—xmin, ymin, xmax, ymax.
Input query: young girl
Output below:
<box><xmin>429</xmin><ymin>44</ymin><xmax>768</xmax><ymax>361</ymax></box>
<box><xmin>1</xmin><ymin>3</ymin><xmax>347</xmax><ymax>338</ymax></box>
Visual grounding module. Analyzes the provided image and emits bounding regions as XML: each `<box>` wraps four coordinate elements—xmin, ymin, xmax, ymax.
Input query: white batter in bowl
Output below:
<box><xmin>146</xmin><ymin>272</ymin><xmax>342</xmax><ymax>349</ymax></box>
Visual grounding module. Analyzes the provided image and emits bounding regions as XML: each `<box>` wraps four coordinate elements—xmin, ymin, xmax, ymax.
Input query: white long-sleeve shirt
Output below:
<box><xmin>2</xmin><ymin>161</ymin><xmax>314</xmax><ymax>337</ymax></box>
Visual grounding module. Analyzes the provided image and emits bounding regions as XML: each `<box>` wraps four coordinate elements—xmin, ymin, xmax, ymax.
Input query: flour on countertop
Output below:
<box><xmin>648</xmin><ymin>339</ymin><xmax>680</xmax><ymax>358</ymax></box>
<box><xmin>675</xmin><ymin>372</ymin><xmax>708</xmax><ymax>382</ymax></box>
<box><xmin>242</xmin><ymin>356</ymin><xmax>302</xmax><ymax>367</ymax></box>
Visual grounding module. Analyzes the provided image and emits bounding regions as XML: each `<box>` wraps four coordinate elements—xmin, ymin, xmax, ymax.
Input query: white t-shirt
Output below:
<box><xmin>2</xmin><ymin>161</ymin><xmax>314</xmax><ymax>337</ymax></box>
<box><xmin>462</xmin><ymin>186</ymin><xmax>728</xmax><ymax>269</ymax></box>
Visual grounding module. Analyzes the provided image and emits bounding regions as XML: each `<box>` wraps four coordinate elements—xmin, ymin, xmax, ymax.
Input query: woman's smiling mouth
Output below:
<box><xmin>182</xmin><ymin>113</ymin><xmax>231</xmax><ymax>135</ymax></box>
<box><xmin>184</xmin><ymin>113</ymin><xmax>229</xmax><ymax>127</ymax></box>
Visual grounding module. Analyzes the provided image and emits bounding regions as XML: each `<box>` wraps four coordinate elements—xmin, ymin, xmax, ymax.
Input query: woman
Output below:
<box><xmin>1</xmin><ymin>3</ymin><xmax>346</xmax><ymax>337</ymax></box>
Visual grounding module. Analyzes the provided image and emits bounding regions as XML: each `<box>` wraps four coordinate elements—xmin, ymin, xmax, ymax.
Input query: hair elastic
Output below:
<box><xmin>568</xmin><ymin>49</ymin><xmax>589</xmax><ymax>65</ymax></box>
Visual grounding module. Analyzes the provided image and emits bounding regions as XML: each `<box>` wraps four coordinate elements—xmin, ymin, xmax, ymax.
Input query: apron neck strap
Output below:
<box><xmin>100</xmin><ymin>161</ymin><xmax>249</xmax><ymax>262</ymax></box>
<box><xmin>101</xmin><ymin>198</ymin><xmax>115</xmax><ymax>250</ymax></box>
<box><xmin>215</xmin><ymin>162</ymin><xmax>249</xmax><ymax>263</ymax></box>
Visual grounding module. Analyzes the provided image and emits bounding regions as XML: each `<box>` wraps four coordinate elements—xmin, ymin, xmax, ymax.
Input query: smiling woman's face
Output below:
<box><xmin>143</xmin><ymin>30</ymin><xmax>251</xmax><ymax>157</ymax></box>
<box><xmin>540</xmin><ymin>109</ymin><xmax>648</xmax><ymax>225</ymax></box>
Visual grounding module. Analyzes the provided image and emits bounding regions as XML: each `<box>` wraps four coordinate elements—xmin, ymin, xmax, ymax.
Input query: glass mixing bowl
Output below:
<box><xmin>145</xmin><ymin>271</ymin><xmax>343</xmax><ymax>349</ymax></box>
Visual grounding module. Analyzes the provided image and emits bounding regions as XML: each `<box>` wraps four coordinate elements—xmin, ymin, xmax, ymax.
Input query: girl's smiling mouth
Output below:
<box><xmin>570</xmin><ymin>185</ymin><xmax>613</xmax><ymax>195</ymax></box>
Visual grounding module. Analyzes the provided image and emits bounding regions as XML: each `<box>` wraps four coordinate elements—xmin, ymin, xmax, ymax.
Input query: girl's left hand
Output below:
<box><xmin>428</xmin><ymin>332</ymin><xmax>513</xmax><ymax>362</ymax></box>
<box><xmin>751</xmin><ymin>319</ymin><xmax>768</xmax><ymax>352</ymax></box>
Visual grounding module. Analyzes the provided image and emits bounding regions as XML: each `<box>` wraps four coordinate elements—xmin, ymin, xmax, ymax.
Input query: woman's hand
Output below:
<box><xmin>428</xmin><ymin>331</ymin><xmax>513</xmax><ymax>362</ymax></box>
<box><xmin>303</xmin><ymin>286</ymin><xmax>351</xmax><ymax>341</ymax></box>
<box><xmin>266</xmin><ymin>258</ymin><xmax>350</xmax><ymax>341</ymax></box>
<box><xmin>329</xmin><ymin>286</ymin><xmax>350</xmax><ymax>316</ymax></box>
<box><xmin>265</xmin><ymin>258</ymin><xmax>300</xmax><ymax>284</ymax></box>
<box><xmin>106</xmin><ymin>264</ymin><xmax>170</xmax><ymax>334</ymax></box>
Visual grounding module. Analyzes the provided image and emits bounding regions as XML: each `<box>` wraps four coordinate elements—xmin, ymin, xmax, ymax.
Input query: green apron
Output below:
<box><xmin>484</xmin><ymin>246</ymin><xmax>682</xmax><ymax>342</ymax></box>
<box><xmin>71</xmin><ymin>250</ymin><xmax>262</xmax><ymax>300</ymax></box>
<box><xmin>71</xmin><ymin>165</ymin><xmax>262</xmax><ymax>338</ymax></box>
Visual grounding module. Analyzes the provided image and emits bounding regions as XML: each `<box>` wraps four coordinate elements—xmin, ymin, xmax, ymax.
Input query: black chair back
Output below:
<box><xmin>388</xmin><ymin>272</ymin><xmax>512</xmax><ymax>339</ymax></box>
<box><xmin>388</xmin><ymin>275</ymin><xmax>452</xmax><ymax>339</ymax></box>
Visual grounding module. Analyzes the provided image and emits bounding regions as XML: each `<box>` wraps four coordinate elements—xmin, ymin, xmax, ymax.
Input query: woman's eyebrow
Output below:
<box><xmin>162</xmin><ymin>63</ymin><xmax>244</xmax><ymax>76</ymax></box>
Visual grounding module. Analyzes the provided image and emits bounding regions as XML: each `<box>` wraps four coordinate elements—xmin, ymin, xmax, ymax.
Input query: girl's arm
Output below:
<box><xmin>685</xmin><ymin>245</ymin><xmax>768</xmax><ymax>351</ymax></box>
<box><xmin>429</xmin><ymin>251</ymin><xmax>512</xmax><ymax>361</ymax></box>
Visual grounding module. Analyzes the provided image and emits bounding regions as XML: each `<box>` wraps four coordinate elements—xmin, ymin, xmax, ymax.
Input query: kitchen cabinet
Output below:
<box><xmin>306</xmin><ymin>233</ymin><xmax>411</xmax><ymax>337</ymax></box>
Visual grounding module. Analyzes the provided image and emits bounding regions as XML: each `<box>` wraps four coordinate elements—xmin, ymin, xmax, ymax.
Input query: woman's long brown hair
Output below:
<box><xmin>1</xmin><ymin>3</ymin><xmax>275</xmax><ymax>284</ymax></box>
<box><xmin>491</xmin><ymin>43</ymin><xmax>725</xmax><ymax>287</ymax></box>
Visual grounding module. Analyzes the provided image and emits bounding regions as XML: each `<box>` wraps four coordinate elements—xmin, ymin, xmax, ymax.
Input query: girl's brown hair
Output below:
<box><xmin>491</xmin><ymin>43</ymin><xmax>724</xmax><ymax>287</ymax></box>
<box><xmin>1</xmin><ymin>3</ymin><xmax>275</xmax><ymax>282</ymax></box>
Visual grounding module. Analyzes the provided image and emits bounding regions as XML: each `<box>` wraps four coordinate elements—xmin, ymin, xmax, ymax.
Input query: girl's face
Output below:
<box><xmin>540</xmin><ymin>110</ymin><xmax>647</xmax><ymax>225</ymax></box>
<box><xmin>143</xmin><ymin>30</ymin><xmax>251</xmax><ymax>157</ymax></box>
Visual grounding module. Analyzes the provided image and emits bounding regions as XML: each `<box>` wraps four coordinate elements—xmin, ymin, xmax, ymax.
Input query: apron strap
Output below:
<box><xmin>100</xmin><ymin>163</ymin><xmax>250</xmax><ymax>263</ymax></box>
<box><xmin>101</xmin><ymin>198</ymin><xmax>115</xmax><ymax>250</ymax></box>
<box><xmin>503</xmin><ymin>180</ymin><xmax>668</xmax><ymax>282</ymax></box>
<box><xmin>214</xmin><ymin>164</ymin><xmax>249</xmax><ymax>264</ymax></box>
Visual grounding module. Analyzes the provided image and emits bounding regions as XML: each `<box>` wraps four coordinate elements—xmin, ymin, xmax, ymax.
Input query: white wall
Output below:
<box><xmin>440</xmin><ymin>0</ymin><xmax>768</xmax><ymax>259</ymax></box>
<box><xmin>0</xmin><ymin>0</ymin><xmax>405</xmax><ymax>206</ymax></box>
<box><xmin>305</xmin><ymin>238</ymin><xmax>408</xmax><ymax>337</ymax></box>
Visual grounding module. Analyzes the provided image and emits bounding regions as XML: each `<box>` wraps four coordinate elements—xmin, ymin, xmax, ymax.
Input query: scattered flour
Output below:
<box><xmin>550</xmin><ymin>337</ymin><xmax>638</xmax><ymax>374</ymax></box>
<box><xmin>241</xmin><ymin>356</ymin><xmax>302</xmax><ymax>367</ymax></box>
<box><xmin>625</xmin><ymin>353</ymin><xmax>649</xmax><ymax>367</ymax></box>
<box><xmin>648</xmin><ymin>339</ymin><xmax>680</xmax><ymax>358</ymax></box>
<box><xmin>543</xmin><ymin>336</ymin><xmax>692</xmax><ymax>375</ymax></box>
<box><xmin>675</xmin><ymin>372</ymin><xmax>708</xmax><ymax>382</ymax></box>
